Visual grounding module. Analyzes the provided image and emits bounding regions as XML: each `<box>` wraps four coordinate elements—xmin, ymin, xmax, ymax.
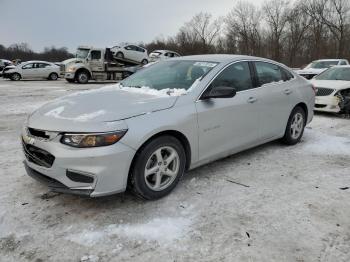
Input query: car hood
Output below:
<box><xmin>310</xmin><ymin>80</ymin><xmax>350</xmax><ymax>90</ymax></box>
<box><xmin>28</xmin><ymin>87</ymin><xmax>178</xmax><ymax>132</ymax></box>
<box><xmin>296</xmin><ymin>68</ymin><xmax>326</xmax><ymax>75</ymax></box>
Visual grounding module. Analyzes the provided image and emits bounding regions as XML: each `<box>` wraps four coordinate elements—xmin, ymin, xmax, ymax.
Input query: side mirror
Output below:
<box><xmin>202</xmin><ymin>86</ymin><xmax>237</xmax><ymax>100</ymax></box>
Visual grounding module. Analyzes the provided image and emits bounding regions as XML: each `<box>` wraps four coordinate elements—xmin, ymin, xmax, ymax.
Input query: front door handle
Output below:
<box><xmin>247</xmin><ymin>97</ymin><xmax>257</xmax><ymax>103</ymax></box>
<box><xmin>284</xmin><ymin>89</ymin><xmax>292</xmax><ymax>95</ymax></box>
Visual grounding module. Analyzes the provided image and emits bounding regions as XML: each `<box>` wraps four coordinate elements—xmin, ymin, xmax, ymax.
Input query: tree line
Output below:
<box><xmin>0</xmin><ymin>43</ymin><xmax>73</xmax><ymax>63</ymax></box>
<box><xmin>146</xmin><ymin>0</ymin><xmax>350</xmax><ymax>67</ymax></box>
<box><xmin>1</xmin><ymin>0</ymin><xmax>349</xmax><ymax>67</ymax></box>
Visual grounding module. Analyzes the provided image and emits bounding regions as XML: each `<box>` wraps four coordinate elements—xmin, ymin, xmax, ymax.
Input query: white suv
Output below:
<box><xmin>111</xmin><ymin>44</ymin><xmax>149</xmax><ymax>65</ymax></box>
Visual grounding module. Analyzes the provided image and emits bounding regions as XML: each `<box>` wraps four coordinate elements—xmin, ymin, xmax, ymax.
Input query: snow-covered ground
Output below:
<box><xmin>0</xmin><ymin>79</ymin><xmax>349</xmax><ymax>262</ymax></box>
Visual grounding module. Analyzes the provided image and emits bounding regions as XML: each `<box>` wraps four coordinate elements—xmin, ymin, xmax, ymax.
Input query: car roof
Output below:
<box><xmin>152</xmin><ymin>50</ymin><xmax>178</xmax><ymax>53</ymax></box>
<box><xmin>172</xmin><ymin>54</ymin><xmax>282</xmax><ymax>65</ymax></box>
<box><xmin>23</xmin><ymin>60</ymin><xmax>52</xmax><ymax>64</ymax></box>
<box><xmin>314</xmin><ymin>59</ymin><xmax>345</xmax><ymax>62</ymax></box>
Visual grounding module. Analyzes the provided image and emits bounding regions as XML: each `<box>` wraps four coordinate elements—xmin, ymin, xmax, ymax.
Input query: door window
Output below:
<box><xmin>340</xmin><ymin>60</ymin><xmax>347</xmax><ymax>65</ymax></box>
<box><xmin>38</xmin><ymin>63</ymin><xmax>50</xmax><ymax>68</ymax></box>
<box><xmin>91</xmin><ymin>50</ymin><xmax>101</xmax><ymax>60</ymax></box>
<box><xmin>255</xmin><ymin>62</ymin><xmax>284</xmax><ymax>86</ymax></box>
<box><xmin>22</xmin><ymin>63</ymin><xmax>33</xmax><ymax>69</ymax></box>
<box><xmin>208</xmin><ymin>62</ymin><xmax>254</xmax><ymax>93</ymax></box>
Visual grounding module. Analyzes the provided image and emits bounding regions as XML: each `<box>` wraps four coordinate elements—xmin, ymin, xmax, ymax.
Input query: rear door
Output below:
<box><xmin>37</xmin><ymin>63</ymin><xmax>51</xmax><ymax>77</ymax></box>
<box><xmin>196</xmin><ymin>61</ymin><xmax>261</xmax><ymax>162</ymax></box>
<box><xmin>253</xmin><ymin>61</ymin><xmax>294</xmax><ymax>140</ymax></box>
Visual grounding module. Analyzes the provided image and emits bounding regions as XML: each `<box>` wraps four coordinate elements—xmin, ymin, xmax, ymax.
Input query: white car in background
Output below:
<box><xmin>149</xmin><ymin>50</ymin><xmax>181</xmax><ymax>62</ymax></box>
<box><xmin>296</xmin><ymin>59</ymin><xmax>349</xmax><ymax>79</ymax></box>
<box><xmin>310</xmin><ymin>66</ymin><xmax>350</xmax><ymax>113</ymax></box>
<box><xmin>111</xmin><ymin>44</ymin><xmax>149</xmax><ymax>65</ymax></box>
<box><xmin>2</xmin><ymin>61</ymin><xmax>60</xmax><ymax>81</ymax></box>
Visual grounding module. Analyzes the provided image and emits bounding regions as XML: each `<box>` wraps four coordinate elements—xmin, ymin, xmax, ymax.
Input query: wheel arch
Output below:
<box><xmin>74</xmin><ymin>67</ymin><xmax>91</xmax><ymax>79</ymax></box>
<box><xmin>129</xmin><ymin>130</ymin><xmax>192</xmax><ymax>176</ymax></box>
<box><xmin>294</xmin><ymin>102</ymin><xmax>308</xmax><ymax>123</ymax></box>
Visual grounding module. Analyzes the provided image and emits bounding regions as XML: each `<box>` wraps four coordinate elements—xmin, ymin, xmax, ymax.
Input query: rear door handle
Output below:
<box><xmin>284</xmin><ymin>89</ymin><xmax>292</xmax><ymax>95</ymax></box>
<box><xmin>247</xmin><ymin>97</ymin><xmax>257</xmax><ymax>103</ymax></box>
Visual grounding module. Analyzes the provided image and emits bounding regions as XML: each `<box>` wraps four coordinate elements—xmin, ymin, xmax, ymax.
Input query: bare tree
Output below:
<box><xmin>284</xmin><ymin>1</ymin><xmax>311</xmax><ymax>66</ymax></box>
<box><xmin>184</xmin><ymin>12</ymin><xmax>222</xmax><ymax>51</ymax></box>
<box><xmin>226</xmin><ymin>1</ymin><xmax>263</xmax><ymax>56</ymax></box>
<box><xmin>263</xmin><ymin>0</ymin><xmax>290</xmax><ymax>60</ymax></box>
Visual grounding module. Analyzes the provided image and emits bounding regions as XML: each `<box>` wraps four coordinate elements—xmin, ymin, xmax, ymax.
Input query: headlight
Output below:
<box><xmin>60</xmin><ymin>130</ymin><xmax>127</xmax><ymax>148</ymax></box>
<box><xmin>67</xmin><ymin>67</ymin><xmax>76</xmax><ymax>72</ymax></box>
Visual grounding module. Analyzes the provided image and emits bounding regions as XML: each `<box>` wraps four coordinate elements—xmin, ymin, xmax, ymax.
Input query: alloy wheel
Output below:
<box><xmin>144</xmin><ymin>146</ymin><xmax>180</xmax><ymax>191</ymax></box>
<box><xmin>290</xmin><ymin>112</ymin><xmax>304</xmax><ymax>139</ymax></box>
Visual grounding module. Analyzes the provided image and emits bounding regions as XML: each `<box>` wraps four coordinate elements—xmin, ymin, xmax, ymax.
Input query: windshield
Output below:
<box><xmin>306</xmin><ymin>61</ymin><xmax>339</xmax><ymax>69</ymax></box>
<box><xmin>121</xmin><ymin>60</ymin><xmax>218</xmax><ymax>90</ymax></box>
<box><xmin>315</xmin><ymin>67</ymin><xmax>350</xmax><ymax>81</ymax></box>
<box><xmin>76</xmin><ymin>49</ymin><xmax>90</xmax><ymax>59</ymax></box>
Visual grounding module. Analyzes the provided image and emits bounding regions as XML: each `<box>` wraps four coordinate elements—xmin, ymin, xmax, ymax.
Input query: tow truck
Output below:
<box><xmin>61</xmin><ymin>46</ymin><xmax>142</xmax><ymax>84</ymax></box>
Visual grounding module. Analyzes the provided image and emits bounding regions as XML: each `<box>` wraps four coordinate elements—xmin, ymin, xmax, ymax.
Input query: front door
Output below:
<box><xmin>21</xmin><ymin>63</ymin><xmax>36</xmax><ymax>78</ymax></box>
<box><xmin>89</xmin><ymin>50</ymin><xmax>104</xmax><ymax>72</ymax></box>
<box><xmin>195</xmin><ymin>61</ymin><xmax>261</xmax><ymax>162</ymax></box>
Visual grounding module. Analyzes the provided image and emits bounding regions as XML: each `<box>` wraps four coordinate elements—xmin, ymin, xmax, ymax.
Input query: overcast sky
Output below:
<box><xmin>1</xmin><ymin>0</ymin><xmax>265</xmax><ymax>52</ymax></box>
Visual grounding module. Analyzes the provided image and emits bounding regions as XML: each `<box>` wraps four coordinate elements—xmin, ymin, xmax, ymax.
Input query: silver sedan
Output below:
<box><xmin>22</xmin><ymin>55</ymin><xmax>315</xmax><ymax>199</ymax></box>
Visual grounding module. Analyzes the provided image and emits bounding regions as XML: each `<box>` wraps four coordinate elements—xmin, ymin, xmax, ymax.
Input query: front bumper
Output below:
<box><xmin>64</xmin><ymin>72</ymin><xmax>75</xmax><ymax>79</ymax></box>
<box><xmin>2</xmin><ymin>72</ymin><xmax>12</xmax><ymax>79</ymax></box>
<box><xmin>314</xmin><ymin>95</ymin><xmax>341</xmax><ymax>113</ymax></box>
<box><xmin>22</xmin><ymin>131</ymin><xmax>136</xmax><ymax>197</ymax></box>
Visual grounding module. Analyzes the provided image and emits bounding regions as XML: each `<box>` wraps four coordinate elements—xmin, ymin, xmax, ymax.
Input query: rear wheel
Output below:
<box><xmin>129</xmin><ymin>136</ymin><xmax>186</xmax><ymax>200</ymax></box>
<box><xmin>11</xmin><ymin>73</ymin><xmax>21</xmax><ymax>81</ymax></box>
<box><xmin>76</xmin><ymin>71</ymin><xmax>89</xmax><ymax>84</ymax></box>
<box><xmin>282</xmin><ymin>106</ymin><xmax>306</xmax><ymax>145</ymax></box>
<box><xmin>48</xmin><ymin>72</ymin><xmax>58</xmax><ymax>80</ymax></box>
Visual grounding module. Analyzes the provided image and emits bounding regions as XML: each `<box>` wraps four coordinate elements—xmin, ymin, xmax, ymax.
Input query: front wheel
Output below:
<box><xmin>76</xmin><ymin>71</ymin><xmax>89</xmax><ymax>84</ymax></box>
<box><xmin>11</xmin><ymin>73</ymin><xmax>21</xmax><ymax>81</ymax></box>
<box><xmin>282</xmin><ymin>106</ymin><xmax>306</xmax><ymax>145</ymax></box>
<box><xmin>129</xmin><ymin>136</ymin><xmax>186</xmax><ymax>200</ymax></box>
<box><xmin>141</xmin><ymin>59</ymin><xmax>148</xmax><ymax>65</ymax></box>
<box><xmin>48</xmin><ymin>72</ymin><xmax>58</xmax><ymax>80</ymax></box>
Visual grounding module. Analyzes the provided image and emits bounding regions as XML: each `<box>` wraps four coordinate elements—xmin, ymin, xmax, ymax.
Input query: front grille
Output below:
<box><xmin>315</xmin><ymin>104</ymin><xmax>327</xmax><ymax>108</ymax></box>
<box><xmin>22</xmin><ymin>140</ymin><xmax>55</xmax><ymax>168</ymax></box>
<box><xmin>28</xmin><ymin>128</ymin><xmax>50</xmax><ymax>139</ymax></box>
<box><xmin>60</xmin><ymin>64</ymin><xmax>65</xmax><ymax>73</ymax></box>
<box><xmin>316</xmin><ymin>87</ymin><xmax>335</xmax><ymax>96</ymax></box>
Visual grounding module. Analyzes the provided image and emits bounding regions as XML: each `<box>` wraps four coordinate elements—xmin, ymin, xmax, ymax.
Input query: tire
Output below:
<box><xmin>116</xmin><ymin>52</ymin><xmax>124</xmax><ymax>59</ymax></box>
<box><xmin>129</xmin><ymin>136</ymin><xmax>186</xmax><ymax>200</ymax></box>
<box><xmin>141</xmin><ymin>59</ymin><xmax>148</xmax><ymax>65</ymax></box>
<box><xmin>66</xmin><ymin>78</ymin><xmax>75</xmax><ymax>83</ymax></box>
<box><xmin>11</xmin><ymin>73</ymin><xmax>21</xmax><ymax>81</ymax></box>
<box><xmin>282</xmin><ymin>106</ymin><xmax>306</xmax><ymax>145</ymax></box>
<box><xmin>48</xmin><ymin>72</ymin><xmax>58</xmax><ymax>80</ymax></box>
<box><xmin>76</xmin><ymin>71</ymin><xmax>89</xmax><ymax>84</ymax></box>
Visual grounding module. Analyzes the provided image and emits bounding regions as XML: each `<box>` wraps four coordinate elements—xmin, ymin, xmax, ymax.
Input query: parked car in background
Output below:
<box><xmin>295</xmin><ymin>59</ymin><xmax>349</xmax><ymax>79</ymax></box>
<box><xmin>111</xmin><ymin>44</ymin><xmax>149</xmax><ymax>65</ymax></box>
<box><xmin>310</xmin><ymin>66</ymin><xmax>350</xmax><ymax>113</ymax></box>
<box><xmin>0</xmin><ymin>59</ymin><xmax>13</xmax><ymax>76</ymax></box>
<box><xmin>149</xmin><ymin>50</ymin><xmax>181</xmax><ymax>62</ymax></box>
<box><xmin>0</xmin><ymin>59</ymin><xmax>13</xmax><ymax>71</ymax></box>
<box><xmin>2</xmin><ymin>61</ymin><xmax>60</xmax><ymax>81</ymax></box>
<box><xmin>22</xmin><ymin>55</ymin><xmax>314</xmax><ymax>200</ymax></box>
